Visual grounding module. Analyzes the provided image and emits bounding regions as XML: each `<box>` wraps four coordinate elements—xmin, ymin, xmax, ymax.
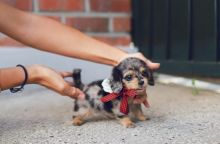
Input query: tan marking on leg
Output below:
<box><xmin>131</xmin><ymin>104</ymin><xmax>150</xmax><ymax>121</ymax></box>
<box><xmin>72</xmin><ymin>116</ymin><xmax>84</xmax><ymax>126</ymax></box>
<box><xmin>120</xmin><ymin>117</ymin><xmax>135</xmax><ymax>128</ymax></box>
<box><xmin>72</xmin><ymin>109</ymin><xmax>93</xmax><ymax>126</ymax></box>
<box><xmin>136</xmin><ymin>110</ymin><xmax>147</xmax><ymax>121</ymax></box>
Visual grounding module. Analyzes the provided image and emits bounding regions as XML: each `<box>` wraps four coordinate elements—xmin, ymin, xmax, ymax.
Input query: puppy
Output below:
<box><xmin>72</xmin><ymin>58</ymin><xmax>154</xmax><ymax>128</ymax></box>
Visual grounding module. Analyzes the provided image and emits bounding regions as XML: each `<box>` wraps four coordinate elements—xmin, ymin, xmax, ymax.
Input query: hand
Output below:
<box><xmin>120</xmin><ymin>52</ymin><xmax>160</xmax><ymax>70</ymax></box>
<box><xmin>26</xmin><ymin>65</ymin><xmax>85</xmax><ymax>99</ymax></box>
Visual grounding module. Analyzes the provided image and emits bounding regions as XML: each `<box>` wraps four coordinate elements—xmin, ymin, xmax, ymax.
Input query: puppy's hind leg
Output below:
<box><xmin>72</xmin><ymin>109</ymin><xmax>93</xmax><ymax>126</ymax></box>
<box><xmin>72</xmin><ymin>100</ymin><xmax>93</xmax><ymax>126</ymax></box>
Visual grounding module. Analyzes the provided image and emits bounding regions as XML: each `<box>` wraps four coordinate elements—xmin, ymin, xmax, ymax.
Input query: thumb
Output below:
<box><xmin>145</xmin><ymin>59</ymin><xmax>160</xmax><ymax>70</ymax></box>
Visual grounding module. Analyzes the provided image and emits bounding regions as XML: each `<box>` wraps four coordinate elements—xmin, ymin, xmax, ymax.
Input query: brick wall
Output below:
<box><xmin>0</xmin><ymin>0</ymin><xmax>131</xmax><ymax>47</ymax></box>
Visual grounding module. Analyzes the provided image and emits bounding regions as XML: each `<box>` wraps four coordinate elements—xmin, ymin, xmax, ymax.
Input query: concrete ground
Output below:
<box><xmin>0</xmin><ymin>83</ymin><xmax>220</xmax><ymax>144</ymax></box>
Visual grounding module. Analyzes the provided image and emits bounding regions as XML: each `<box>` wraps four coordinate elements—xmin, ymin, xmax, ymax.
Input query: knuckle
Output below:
<box><xmin>61</xmin><ymin>85</ymin><xmax>78</xmax><ymax>96</ymax></box>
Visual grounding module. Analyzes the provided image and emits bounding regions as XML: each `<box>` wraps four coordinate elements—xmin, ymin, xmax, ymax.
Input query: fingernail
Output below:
<box><xmin>78</xmin><ymin>93</ymin><xmax>85</xmax><ymax>100</ymax></box>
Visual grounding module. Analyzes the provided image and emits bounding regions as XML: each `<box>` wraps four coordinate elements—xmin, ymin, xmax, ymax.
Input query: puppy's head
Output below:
<box><xmin>109</xmin><ymin>57</ymin><xmax>154</xmax><ymax>94</ymax></box>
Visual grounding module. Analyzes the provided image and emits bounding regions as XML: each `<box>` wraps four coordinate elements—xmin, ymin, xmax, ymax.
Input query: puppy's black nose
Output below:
<box><xmin>139</xmin><ymin>80</ymin><xmax>144</xmax><ymax>86</ymax></box>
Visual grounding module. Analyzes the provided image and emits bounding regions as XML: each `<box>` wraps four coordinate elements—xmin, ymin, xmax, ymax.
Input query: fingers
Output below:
<box><xmin>55</xmin><ymin>72</ymin><xmax>85</xmax><ymax>99</ymax></box>
<box><xmin>61</xmin><ymin>85</ymin><xmax>85</xmax><ymax>100</ymax></box>
<box><xmin>146</xmin><ymin>60</ymin><xmax>160</xmax><ymax>70</ymax></box>
<box><xmin>120</xmin><ymin>52</ymin><xmax>160</xmax><ymax>70</ymax></box>
<box><xmin>59</xmin><ymin>72</ymin><xmax>76</xmax><ymax>85</ymax></box>
<box><xmin>32</xmin><ymin>66</ymin><xmax>85</xmax><ymax>99</ymax></box>
<box><xmin>65</xmin><ymin>80</ymin><xmax>74</xmax><ymax>86</ymax></box>
<box><xmin>132</xmin><ymin>53</ymin><xmax>160</xmax><ymax>70</ymax></box>
<box><xmin>59</xmin><ymin>71</ymin><xmax>73</xmax><ymax>77</ymax></box>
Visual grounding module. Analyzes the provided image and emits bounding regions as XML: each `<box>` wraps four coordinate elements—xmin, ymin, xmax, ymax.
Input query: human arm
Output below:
<box><xmin>0</xmin><ymin>2</ymin><xmax>160</xmax><ymax>68</ymax></box>
<box><xmin>0</xmin><ymin>65</ymin><xmax>84</xmax><ymax>99</ymax></box>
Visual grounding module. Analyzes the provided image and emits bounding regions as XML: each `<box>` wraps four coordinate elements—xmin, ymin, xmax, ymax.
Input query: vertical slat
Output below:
<box><xmin>188</xmin><ymin>0</ymin><xmax>194</xmax><ymax>60</ymax></box>
<box><xmin>148</xmin><ymin>0</ymin><xmax>154</xmax><ymax>59</ymax></box>
<box><xmin>152</xmin><ymin>0</ymin><xmax>168</xmax><ymax>60</ymax></box>
<box><xmin>169</xmin><ymin>0</ymin><xmax>190</xmax><ymax>61</ymax></box>
<box><xmin>166</xmin><ymin>0</ymin><xmax>171</xmax><ymax>60</ymax></box>
<box><xmin>131</xmin><ymin>0</ymin><xmax>138</xmax><ymax>48</ymax></box>
<box><xmin>131</xmin><ymin>0</ymin><xmax>141</xmax><ymax>49</ymax></box>
<box><xmin>217</xmin><ymin>0</ymin><xmax>220</xmax><ymax>61</ymax></box>
<box><xmin>132</xmin><ymin>0</ymin><xmax>152</xmax><ymax>58</ymax></box>
<box><xmin>192</xmin><ymin>0</ymin><xmax>217</xmax><ymax>61</ymax></box>
<box><xmin>132</xmin><ymin>0</ymin><xmax>220</xmax><ymax>76</ymax></box>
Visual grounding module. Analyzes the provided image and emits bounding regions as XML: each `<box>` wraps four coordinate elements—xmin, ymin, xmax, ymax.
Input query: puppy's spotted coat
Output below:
<box><xmin>72</xmin><ymin>58</ymin><xmax>154</xmax><ymax>128</ymax></box>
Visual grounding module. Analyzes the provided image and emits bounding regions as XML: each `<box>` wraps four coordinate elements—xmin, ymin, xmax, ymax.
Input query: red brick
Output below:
<box><xmin>1</xmin><ymin>0</ymin><xmax>32</xmax><ymax>11</ymax></box>
<box><xmin>93</xmin><ymin>35</ymin><xmax>131</xmax><ymax>46</ymax></box>
<box><xmin>90</xmin><ymin>0</ymin><xmax>131</xmax><ymax>12</ymax></box>
<box><xmin>0</xmin><ymin>37</ymin><xmax>24</xmax><ymax>47</ymax></box>
<box><xmin>39</xmin><ymin>0</ymin><xmax>84</xmax><ymax>11</ymax></box>
<box><xmin>66</xmin><ymin>17</ymin><xmax>109</xmax><ymax>32</ymax></box>
<box><xmin>113</xmin><ymin>17</ymin><xmax>131</xmax><ymax>32</ymax></box>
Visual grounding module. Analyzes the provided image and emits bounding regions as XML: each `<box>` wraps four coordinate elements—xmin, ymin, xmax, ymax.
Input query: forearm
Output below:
<box><xmin>0</xmin><ymin>2</ymin><xmax>127</xmax><ymax>66</ymax></box>
<box><xmin>0</xmin><ymin>65</ymin><xmax>85</xmax><ymax>98</ymax></box>
<box><xmin>0</xmin><ymin>67</ymin><xmax>26</xmax><ymax>91</ymax></box>
<box><xmin>0</xmin><ymin>65</ymin><xmax>40</xmax><ymax>91</ymax></box>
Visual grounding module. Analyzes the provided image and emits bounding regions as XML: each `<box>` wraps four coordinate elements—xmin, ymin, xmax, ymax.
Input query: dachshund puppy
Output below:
<box><xmin>72</xmin><ymin>58</ymin><xmax>154</xmax><ymax>128</ymax></box>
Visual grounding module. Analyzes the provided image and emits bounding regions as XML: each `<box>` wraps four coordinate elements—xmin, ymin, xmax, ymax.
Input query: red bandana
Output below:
<box><xmin>100</xmin><ymin>89</ymin><xmax>149</xmax><ymax>115</ymax></box>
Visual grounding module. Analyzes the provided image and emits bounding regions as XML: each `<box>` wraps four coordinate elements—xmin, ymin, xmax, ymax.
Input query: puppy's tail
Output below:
<box><xmin>73</xmin><ymin>69</ymin><xmax>84</xmax><ymax>90</ymax></box>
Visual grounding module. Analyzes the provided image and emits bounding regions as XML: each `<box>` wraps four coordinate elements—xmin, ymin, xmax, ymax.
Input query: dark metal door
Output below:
<box><xmin>132</xmin><ymin>0</ymin><xmax>220</xmax><ymax>77</ymax></box>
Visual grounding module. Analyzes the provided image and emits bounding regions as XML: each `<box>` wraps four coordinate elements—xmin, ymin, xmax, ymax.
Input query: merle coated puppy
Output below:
<box><xmin>72</xmin><ymin>58</ymin><xmax>154</xmax><ymax>128</ymax></box>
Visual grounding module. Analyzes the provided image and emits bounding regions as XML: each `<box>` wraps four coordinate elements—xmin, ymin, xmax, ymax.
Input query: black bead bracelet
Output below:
<box><xmin>10</xmin><ymin>65</ymin><xmax>28</xmax><ymax>93</ymax></box>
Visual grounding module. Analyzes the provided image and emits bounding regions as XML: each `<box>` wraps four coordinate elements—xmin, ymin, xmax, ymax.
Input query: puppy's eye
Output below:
<box><xmin>124</xmin><ymin>75</ymin><xmax>132</xmax><ymax>81</ymax></box>
<box><xmin>142</xmin><ymin>70</ymin><xmax>148</xmax><ymax>77</ymax></box>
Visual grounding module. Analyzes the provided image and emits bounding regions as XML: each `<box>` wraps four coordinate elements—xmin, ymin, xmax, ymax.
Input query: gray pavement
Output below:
<box><xmin>0</xmin><ymin>83</ymin><xmax>220</xmax><ymax>144</ymax></box>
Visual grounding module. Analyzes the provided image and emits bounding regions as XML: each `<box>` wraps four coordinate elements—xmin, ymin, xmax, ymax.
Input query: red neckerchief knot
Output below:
<box><xmin>100</xmin><ymin>89</ymin><xmax>149</xmax><ymax>115</ymax></box>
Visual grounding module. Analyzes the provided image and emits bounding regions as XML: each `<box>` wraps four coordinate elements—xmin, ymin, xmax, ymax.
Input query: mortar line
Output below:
<box><xmin>61</xmin><ymin>15</ymin><xmax>66</xmax><ymax>24</ymax></box>
<box><xmin>85</xmin><ymin>0</ymin><xmax>90</xmax><ymax>12</ymax></box>
<box><xmin>109</xmin><ymin>17</ymin><xmax>114</xmax><ymax>33</ymax></box>
<box><xmin>33</xmin><ymin>0</ymin><xmax>39</xmax><ymax>13</ymax></box>
<box><xmin>86</xmin><ymin>32</ymin><xmax>130</xmax><ymax>37</ymax></box>
<box><xmin>36</xmin><ymin>12</ymin><xmax>131</xmax><ymax>18</ymax></box>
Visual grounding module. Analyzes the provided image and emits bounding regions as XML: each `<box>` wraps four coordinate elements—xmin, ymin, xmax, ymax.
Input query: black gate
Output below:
<box><xmin>132</xmin><ymin>0</ymin><xmax>220</xmax><ymax>77</ymax></box>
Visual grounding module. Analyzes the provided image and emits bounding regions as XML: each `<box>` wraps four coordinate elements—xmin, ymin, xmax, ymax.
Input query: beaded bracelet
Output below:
<box><xmin>10</xmin><ymin>65</ymin><xmax>28</xmax><ymax>93</ymax></box>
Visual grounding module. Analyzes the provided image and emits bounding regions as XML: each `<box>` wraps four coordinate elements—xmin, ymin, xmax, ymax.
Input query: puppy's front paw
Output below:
<box><xmin>72</xmin><ymin>117</ymin><xmax>84</xmax><ymax>126</ymax></box>
<box><xmin>124</xmin><ymin>121</ymin><xmax>136</xmax><ymax>128</ymax></box>
<box><xmin>120</xmin><ymin>117</ymin><xmax>136</xmax><ymax>128</ymax></box>
<box><xmin>137</xmin><ymin>115</ymin><xmax>150</xmax><ymax>121</ymax></box>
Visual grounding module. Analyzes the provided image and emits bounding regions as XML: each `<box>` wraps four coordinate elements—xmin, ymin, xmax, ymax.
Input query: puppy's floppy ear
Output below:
<box><xmin>148</xmin><ymin>69</ymin><xmax>155</xmax><ymax>86</ymax></box>
<box><xmin>109</xmin><ymin>66</ymin><xmax>123</xmax><ymax>93</ymax></box>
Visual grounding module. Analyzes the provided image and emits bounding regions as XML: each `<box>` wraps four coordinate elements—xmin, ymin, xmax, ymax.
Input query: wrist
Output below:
<box><xmin>26</xmin><ymin>65</ymin><xmax>43</xmax><ymax>84</ymax></box>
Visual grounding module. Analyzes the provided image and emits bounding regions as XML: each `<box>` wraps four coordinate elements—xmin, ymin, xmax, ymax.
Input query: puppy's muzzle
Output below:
<box><xmin>138</xmin><ymin>80</ymin><xmax>144</xmax><ymax>86</ymax></box>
